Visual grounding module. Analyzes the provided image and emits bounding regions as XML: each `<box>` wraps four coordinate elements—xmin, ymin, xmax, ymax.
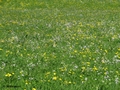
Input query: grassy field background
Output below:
<box><xmin>0</xmin><ymin>0</ymin><xmax>120</xmax><ymax>90</ymax></box>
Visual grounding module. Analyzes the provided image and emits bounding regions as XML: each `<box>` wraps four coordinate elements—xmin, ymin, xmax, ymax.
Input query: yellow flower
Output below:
<box><xmin>52</xmin><ymin>76</ymin><xmax>57</xmax><ymax>80</ymax></box>
<box><xmin>117</xmin><ymin>55</ymin><xmax>120</xmax><ymax>59</ymax></box>
<box><xmin>53</xmin><ymin>72</ymin><xmax>56</xmax><ymax>75</ymax></box>
<box><xmin>116</xmin><ymin>71</ymin><xmax>119</xmax><ymax>75</ymax></box>
<box><xmin>0</xmin><ymin>48</ymin><xmax>3</xmax><ymax>51</ymax></box>
<box><xmin>20</xmin><ymin>54</ymin><xmax>23</xmax><ymax>57</ymax></box>
<box><xmin>48</xmin><ymin>80</ymin><xmax>50</xmax><ymax>82</ymax></box>
<box><xmin>81</xmin><ymin>67</ymin><xmax>86</xmax><ymax>72</ymax></box>
<box><xmin>1</xmin><ymin>39</ymin><xmax>4</xmax><ymax>43</ymax></box>
<box><xmin>81</xmin><ymin>67</ymin><xmax>86</xmax><ymax>70</ymax></box>
<box><xmin>46</xmin><ymin>72</ymin><xmax>50</xmax><ymax>75</ymax></box>
<box><xmin>68</xmin><ymin>81</ymin><xmax>72</xmax><ymax>84</ymax></box>
<box><xmin>118</xmin><ymin>48</ymin><xmax>120</xmax><ymax>51</ymax></box>
<box><xmin>87</xmin><ymin>62</ymin><xmax>90</xmax><ymax>66</ymax></box>
<box><xmin>5</xmin><ymin>73</ymin><xmax>12</xmax><ymax>77</ymax></box>
<box><xmin>25</xmin><ymin>80</ymin><xmax>29</xmax><ymax>85</ymax></box>
<box><xmin>59</xmin><ymin>78</ymin><xmax>62</xmax><ymax>81</ymax></box>
<box><xmin>93</xmin><ymin>66</ymin><xmax>98</xmax><ymax>71</ymax></box>
<box><xmin>80</xmin><ymin>75</ymin><xmax>82</xmax><ymax>78</ymax></box>
<box><xmin>105</xmin><ymin>50</ymin><xmax>108</xmax><ymax>53</ymax></box>
<box><xmin>32</xmin><ymin>88</ymin><xmax>36</xmax><ymax>90</ymax></box>
<box><xmin>74</xmin><ymin>50</ymin><xmax>77</xmax><ymax>53</ymax></box>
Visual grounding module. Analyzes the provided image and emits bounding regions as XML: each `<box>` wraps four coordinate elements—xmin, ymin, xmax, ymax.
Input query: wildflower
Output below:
<box><xmin>116</xmin><ymin>71</ymin><xmax>120</xmax><ymax>75</ymax></box>
<box><xmin>79</xmin><ymin>22</ymin><xmax>83</xmax><ymax>27</ymax></box>
<box><xmin>53</xmin><ymin>72</ymin><xmax>56</xmax><ymax>75</ymax></box>
<box><xmin>83</xmin><ymin>55</ymin><xmax>86</xmax><ymax>57</ymax></box>
<box><xmin>105</xmin><ymin>50</ymin><xmax>108</xmax><ymax>53</ymax></box>
<box><xmin>46</xmin><ymin>72</ymin><xmax>50</xmax><ymax>75</ymax></box>
<box><xmin>81</xmin><ymin>66</ymin><xmax>86</xmax><ymax>72</ymax></box>
<box><xmin>116</xmin><ymin>71</ymin><xmax>119</xmax><ymax>74</ymax></box>
<box><xmin>103</xmin><ymin>67</ymin><xmax>107</xmax><ymax>71</ymax></box>
<box><xmin>80</xmin><ymin>75</ymin><xmax>82</xmax><ymax>78</ymax></box>
<box><xmin>32</xmin><ymin>88</ymin><xmax>36</xmax><ymax>90</ymax></box>
<box><xmin>59</xmin><ymin>67</ymin><xmax>67</xmax><ymax>72</ymax></box>
<box><xmin>20</xmin><ymin>54</ymin><xmax>23</xmax><ymax>57</ymax></box>
<box><xmin>118</xmin><ymin>48</ymin><xmax>120</xmax><ymax>51</ymax></box>
<box><xmin>25</xmin><ymin>80</ymin><xmax>29</xmax><ymax>85</ymax></box>
<box><xmin>86</xmin><ymin>62</ymin><xmax>90</xmax><ymax>66</ymax></box>
<box><xmin>59</xmin><ymin>78</ymin><xmax>62</xmax><ymax>81</ymax></box>
<box><xmin>0</xmin><ymin>48</ymin><xmax>3</xmax><ymax>51</ymax></box>
<box><xmin>20</xmin><ymin>71</ymin><xmax>23</xmax><ymax>74</ymax></box>
<box><xmin>5</xmin><ymin>73</ymin><xmax>12</xmax><ymax>77</ymax></box>
<box><xmin>118</xmin><ymin>55</ymin><xmax>120</xmax><ymax>59</ymax></box>
<box><xmin>48</xmin><ymin>80</ymin><xmax>50</xmax><ymax>82</ymax></box>
<box><xmin>93</xmin><ymin>66</ymin><xmax>98</xmax><ymax>71</ymax></box>
<box><xmin>52</xmin><ymin>76</ymin><xmax>57</xmax><ymax>80</ymax></box>
<box><xmin>74</xmin><ymin>50</ymin><xmax>77</xmax><ymax>53</ymax></box>
<box><xmin>43</xmin><ymin>52</ymin><xmax>46</xmax><ymax>56</ymax></box>
<box><xmin>68</xmin><ymin>81</ymin><xmax>72</xmax><ymax>84</ymax></box>
<box><xmin>101</xmin><ymin>60</ymin><xmax>105</xmax><ymax>64</ymax></box>
<box><xmin>104</xmin><ymin>72</ymin><xmax>107</xmax><ymax>75</ymax></box>
<box><xmin>81</xmin><ymin>67</ymin><xmax>86</xmax><ymax>70</ymax></box>
<box><xmin>1</xmin><ymin>39</ymin><xmax>4</xmax><ymax>43</ymax></box>
<box><xmin>27</xmin><ymin>54</ymin><xmax>30</xmax><ymax>56</ymax></box>
<box><xmin>64</xmin><ymin>80</ymin><xmax>68</xmax><ymax>84</ymax></box>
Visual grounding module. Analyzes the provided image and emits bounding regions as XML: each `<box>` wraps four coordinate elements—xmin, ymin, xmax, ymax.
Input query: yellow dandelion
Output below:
<box><xmin>27</xmin><ymin>54</ymin><xmax>30</xmax><ymax>56</ymax></box>
<box><xmin>46</xmin><ymin>72</ymin><xmax>50</xmax><ymax>75</ymax></box>
<box><xmin>0</xmin><ymin>48</ymin><xmax>3</xmax><ymax>51</ymax></box>
<box><xmin>20</xmin><ymin>54</ymin><xmax>23</xmax><ymax>57</ymax></box>
<box><xmin>93</xmin><ymin>66</ymin><xmax>98</xmax><ymax>71</ymax></box>
<box><xmin>32</xmin><ymin>88</ymin><xmax>36</xmax><ymax>90</ymax></box>
<box><xmin>59</xmin><ymin>78</ymin><xmax>62</xmax><ymax>81</ymax></box>
<box><xmin>105</xmin><ymin>50</ymin><xmax>108</xmax><ymax>53</ymax></box>
<box><xmin>1</xmin><ymin>39</ymin><xmax>4</xmax><ymax>43</ymax></box>
<box><xmin>52</xmin><ymin>76</ymin><xmax>57</xmax><ymax>80</ymax></box>
<box><xmin>74</xmin><ymin>50</ymin><xmax>77</xmax><ymax>53</ymax></box>
<box><xmin>53</xmin><ymin>72</ymin><xmax>56</xmax><ymax>75</ymax></box>
<box><xmin>116</xmin><ymin>71</ymin><xmax>119</xmax><ymax>75</ymax></box>
<box><xmin>80</xmin><ymin>75</ymin><xmax>82</xmax><ymax>78</ymax></box>
<box><xmin>118</xmin><ymin>48</ymin><xmax>120</xmax><ymax>51</ymax></box>
<box><xmin>5</xmin><ymin>73</ymin><xmax>12</xmax><ymax>77</ymax></box>
<box><xmin>48</xmin><ymin>80</ymin><xmax>50</xmax><ymax>82</ymax></box>
<box><xmin>68</xmin><ymin>81</ymin><xmax>72</xmax><ymax>84</ymax></box>
<box><xmin>81</xmin><ymin>67</ymin><xmax>86</xmax><ymax>70</ymax></box>
<box><xmin>87</xmin><ymin>62</ymin><xmax>90</xmax><ymax>66</ymax></box>
<box><xmin>25</xmin><ymin>80</ymin><xmax>29</xmax><ymax>85</ymax></box>
<box><xmin>104</xmin><ymin>72</ymin><xmax>107</xmax><ymax>75</ymax></box>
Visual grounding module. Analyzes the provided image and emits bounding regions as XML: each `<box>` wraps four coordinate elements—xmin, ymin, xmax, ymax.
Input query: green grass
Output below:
<box><xmin>0</xmin><ymin>0</ymin><xmax>120</xmax><ymax>90</ymax></box>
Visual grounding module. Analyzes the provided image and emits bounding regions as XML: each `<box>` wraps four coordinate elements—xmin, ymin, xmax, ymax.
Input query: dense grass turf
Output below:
<box><xmin>0</xmin><ymin>0</ymin><xmax>120</xmax><ymax>90</ymax></box>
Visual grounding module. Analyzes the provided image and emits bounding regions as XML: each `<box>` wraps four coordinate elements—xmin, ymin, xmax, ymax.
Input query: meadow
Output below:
<box><xmin>0</xmin><ymin>0</ymin><xmax>120</xmax><ymax>90</ymax></box>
